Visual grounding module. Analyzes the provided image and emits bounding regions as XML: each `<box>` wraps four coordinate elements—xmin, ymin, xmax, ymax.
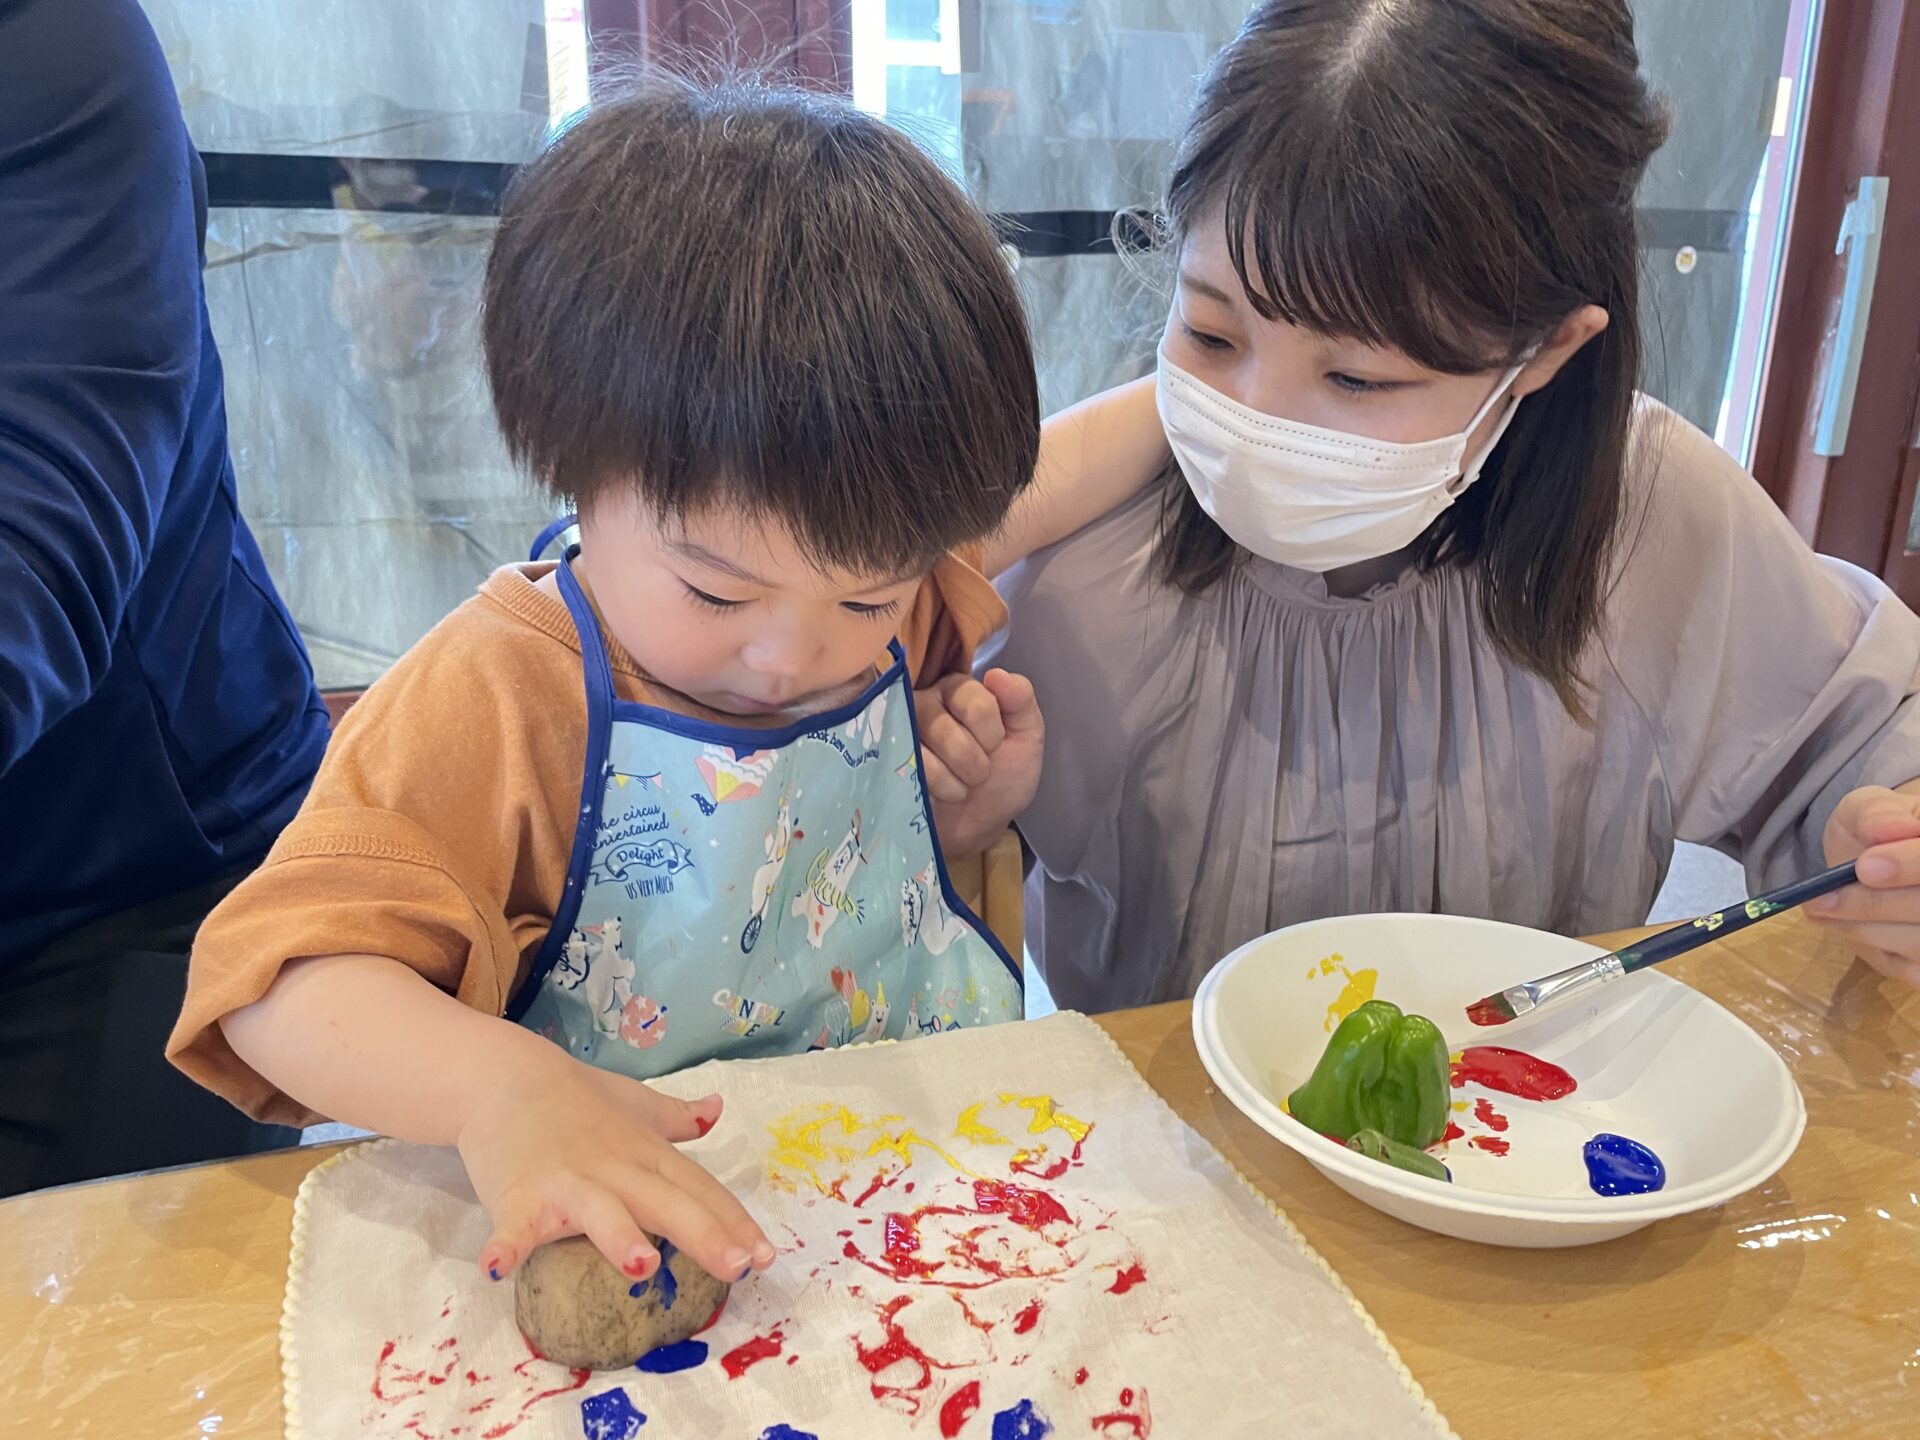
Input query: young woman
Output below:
<box><xmin>989</xmin><ymin>0</ymin><xmax>1920</xmax><ymax>1008</ymax></box>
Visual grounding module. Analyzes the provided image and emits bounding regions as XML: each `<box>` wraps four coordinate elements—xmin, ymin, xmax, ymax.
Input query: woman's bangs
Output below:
<box><xmin>1214</xmin><ymin>138</ymin><xmax>1518</xmax><ymax>376</ymax></box>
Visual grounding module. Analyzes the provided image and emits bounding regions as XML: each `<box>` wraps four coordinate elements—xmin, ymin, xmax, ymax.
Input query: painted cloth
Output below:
<box><xmin>281</xmin><ymin>1012</ymin><xmax>1454</xmax><ymax>1439</ymax></box>
<box><xmin>988</xmin><ymin>400</ymin><xmax>1920</xmax><ymax>1011</ymax></box>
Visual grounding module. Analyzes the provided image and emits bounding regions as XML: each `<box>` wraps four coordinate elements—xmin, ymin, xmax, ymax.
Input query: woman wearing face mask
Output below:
<box><xmin>986</xmin><ymin>0</ymin><xmax>1920</xmax><ymax>1005</ymax></box>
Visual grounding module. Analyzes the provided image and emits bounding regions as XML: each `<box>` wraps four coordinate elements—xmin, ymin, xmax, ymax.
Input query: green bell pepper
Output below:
<box><xmin>1287</xmin><ymin>999</ymin><xmax>1449</xmax><ymax>1148</ymax></box>
<box><xmin>1346</xmin><ymin>1128</ymin><xmax>1452</xmax><ymax>1182</ymax></box>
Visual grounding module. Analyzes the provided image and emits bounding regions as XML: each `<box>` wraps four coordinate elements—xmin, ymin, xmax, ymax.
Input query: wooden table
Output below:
<box><xmin>4</xmin><ymin>913</ymin><xmax>1918</xmax><ymax>1438</ymax></box>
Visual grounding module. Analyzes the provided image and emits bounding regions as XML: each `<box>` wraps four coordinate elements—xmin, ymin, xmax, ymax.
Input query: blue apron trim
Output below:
<box><xmin>528</xmin><ymin>514</ymin><xmax>578</xmax><ymax>564</ymax></box>
<box><xmin>506</xmin><ymin>549</ymin><xmax>615</xmax><ymax>1022</ymax></box>
<box><xmin>507</xmin><ymin>544</ymin><xmax>1018</xmax><ymax>1017</ymax></box>
<box><xmin>898</xmin><ymin>671</ymin><xmax>1025</xmax><ymax>990</ymax></box>
<box><xmin>605</xmin><ymin>642</ymin><xmax>907</xmax><ymax>747</ymax></box>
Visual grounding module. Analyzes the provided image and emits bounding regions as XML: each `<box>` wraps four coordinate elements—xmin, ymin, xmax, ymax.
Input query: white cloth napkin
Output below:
<box><xmin>283</xmin><ymin>1012</ymin><xmax>1454</xmax><ymax>1439</ymax></box>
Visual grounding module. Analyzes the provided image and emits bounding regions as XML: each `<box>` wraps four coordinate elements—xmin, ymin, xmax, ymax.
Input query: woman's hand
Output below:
<box><xmin>1809</xmin><ymin>783</ymin><xmax>1920</xmax><ymax>985</ymax></box>
<box><xmin>913</xmin><ymin>668</ymin><xmax>1045</xmax><ymax>856</ymax></box>
<box><xmin>457</xmin><ymin>1042</ymin><xmax>775</xmax><ymax>1285</ymax></box>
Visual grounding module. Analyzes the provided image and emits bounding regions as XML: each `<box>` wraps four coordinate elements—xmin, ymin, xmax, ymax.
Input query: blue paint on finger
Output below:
<box><xmin>580</xmin><ymin>1387</ymin><xmax>647</xmax><ymax>1438</ymax></box>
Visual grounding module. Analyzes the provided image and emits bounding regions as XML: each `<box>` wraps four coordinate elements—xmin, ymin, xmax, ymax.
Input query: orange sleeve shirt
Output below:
<box><xmin>167</xmin><ymin>552</ymin><xmax>1007</xmax><ymax>1127</ymax></box>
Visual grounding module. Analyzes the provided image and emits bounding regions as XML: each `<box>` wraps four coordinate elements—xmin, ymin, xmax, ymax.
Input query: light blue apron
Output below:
<box><xmin>508</xmin><ymin>526</ymin><xmax>1022</xmax><ymax>1079</ymax></box>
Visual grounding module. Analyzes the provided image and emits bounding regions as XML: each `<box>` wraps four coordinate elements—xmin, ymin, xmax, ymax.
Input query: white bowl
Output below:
<box><xmin>1192</xmin><ymin>913</ymin><xmax>1805</xmax><ymax>1247</ymax></box>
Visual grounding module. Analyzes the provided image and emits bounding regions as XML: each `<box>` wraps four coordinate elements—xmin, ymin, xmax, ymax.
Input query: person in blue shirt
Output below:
<box><xmin>0</xmin><ymin>0</ymin><xmax>330</xmax><ymax>1194</ymax></box>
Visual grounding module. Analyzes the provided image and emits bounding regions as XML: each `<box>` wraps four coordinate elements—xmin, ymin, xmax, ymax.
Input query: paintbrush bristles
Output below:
<box><xmin>1465</xmin><ymin>991</ymin><xmax>1520</xmax><ymax>1027</ymax></box>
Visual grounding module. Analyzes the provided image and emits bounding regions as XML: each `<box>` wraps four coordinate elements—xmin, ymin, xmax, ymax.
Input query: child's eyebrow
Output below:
<box><xmin>670</xmin><ymin>540</ymin><xmax>768</xmax><ymax>586</ymax></box>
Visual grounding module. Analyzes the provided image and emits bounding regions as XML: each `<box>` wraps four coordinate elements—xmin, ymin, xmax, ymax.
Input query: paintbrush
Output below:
<box><xmin>1465</xmin><ymin>860</ymin><xmax>1859</xmax><ymax>1028</ymax></box>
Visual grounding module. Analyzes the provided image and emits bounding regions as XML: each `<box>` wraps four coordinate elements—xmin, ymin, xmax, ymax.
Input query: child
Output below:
<box><xmin>168</xmin><ymin>77</ymin><xmax>1156</xmax><ymax>1287</ymax></box>
<box><xmin>989</xmin><ymin>0</ymin><xmax>1920</xmax><ymax>1011</ymax></box>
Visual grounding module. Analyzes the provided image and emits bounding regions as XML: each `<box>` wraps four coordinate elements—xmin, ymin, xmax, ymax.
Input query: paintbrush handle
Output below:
<box><xmin>1614</xmin><ymin>861</ymin><xmax>1859</xmax><ymax>974</ymax></box>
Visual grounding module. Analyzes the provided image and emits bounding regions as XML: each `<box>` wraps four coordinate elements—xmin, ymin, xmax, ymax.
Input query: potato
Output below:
<box><xmin>514</xmin><ymin>1235</ymin><xmax>732</xmax><ymax>1370</ymax></box>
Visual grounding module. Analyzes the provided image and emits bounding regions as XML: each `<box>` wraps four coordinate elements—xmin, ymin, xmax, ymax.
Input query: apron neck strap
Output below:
<box><xmin>529</xmin><ymin>514</ymin><xmax>578</xmax><ymax>564</ymax></box>
<box><xmin>555</xmin><ymin>550</ymin><xmax>619</xmax><ymax>721</ymax></box>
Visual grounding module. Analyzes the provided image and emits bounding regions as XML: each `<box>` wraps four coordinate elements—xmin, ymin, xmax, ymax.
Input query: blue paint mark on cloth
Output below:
<box><xmin>632</xmin><ymin>1338</ymin><xmax>708</xmax><ymax>1374</ymax></box>
<box><xmin>580</xmin><ymin>1387</ymin><xmax>647</xmax><ymax>1438</ymax></box>
<box><xmin>992</xmin><ymin>1398</ymin><xmax>1053</xmax><ymax>1439</ymax></box>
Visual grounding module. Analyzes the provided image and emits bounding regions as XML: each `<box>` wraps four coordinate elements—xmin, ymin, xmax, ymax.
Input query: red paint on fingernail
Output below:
<box><xmin>695</xmin><ymin>1114</ymin><xmax>715</xmax><ymax>1138</ymax></box>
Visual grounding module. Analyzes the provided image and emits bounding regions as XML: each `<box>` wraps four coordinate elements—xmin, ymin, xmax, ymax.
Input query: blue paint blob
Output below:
<box><xmin>655</xmin><ymin>1260</ymin><xmax>678</xmax><ymax>1311</ymax></box>
<box><xmin>758</xmin><ymin>1428</ymin><xmax>819</xmax><ymax>1440</ymax></box>
<box><xmin>628</xmin><ymin>1279</ymin><xmax>646</xmax><ymax>1298</ymax></box>
<box><xmin>991</xmin><ymin>1398</ymin><xmax>1054</xmax><ymax>1439</ymax></box>
<box><xmin>1583</xmin><ymin>1133</ymin><xmax>1667</xmax><ymax>1196</ymax></box>
<box><xmin>632</xmin><ymin>1338</ymin><xmax>708</xmax><ymax>1374</ymax></box>
<box><xmin>580</xmin><ymin>1387</ymin><xmax>647</xmax><ymax>1439</ymax></box>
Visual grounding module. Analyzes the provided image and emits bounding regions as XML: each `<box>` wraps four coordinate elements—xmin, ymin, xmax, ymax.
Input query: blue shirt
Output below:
<box><xmin>0</xmin><ymin>0</ymin><xmax>329</xmax><ymax>963</ymax></box>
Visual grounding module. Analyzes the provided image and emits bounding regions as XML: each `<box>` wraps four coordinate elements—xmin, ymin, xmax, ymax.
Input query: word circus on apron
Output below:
<box><xmin>509</xmin><ymin>529</ymin><xmax>1022</xmax><ymax>1080</ymax></box>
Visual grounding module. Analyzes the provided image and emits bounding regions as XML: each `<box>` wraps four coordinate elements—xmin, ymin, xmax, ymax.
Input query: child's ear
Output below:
<box><xmin>1514</xmin><ymin>304</ymin><xmax>1610</xmax><ymax>398</ymax></box>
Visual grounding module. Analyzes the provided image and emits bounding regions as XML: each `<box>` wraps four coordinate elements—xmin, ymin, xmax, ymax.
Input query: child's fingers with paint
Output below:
<box><xmin>459</xmin><ymin>1051</ymin><xmax>774</xmax><ymax>1285</ymax></box>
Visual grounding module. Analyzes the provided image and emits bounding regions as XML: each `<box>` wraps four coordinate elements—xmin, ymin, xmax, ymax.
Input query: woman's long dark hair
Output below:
<box><xmin>1157</xmin><ymin>0</ymin><xmax>1669</xmax><ymax>709</ymax></box>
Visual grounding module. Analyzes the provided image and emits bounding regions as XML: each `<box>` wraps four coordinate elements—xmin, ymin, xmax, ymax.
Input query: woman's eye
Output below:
<box><xmin>842</xmin><ymin>598</ymin><xmax>906</xmax><ymax>619</ymax></box>
<box><xmin>1327</xmin><ymin>371</ymin><xmax>1391</xmax><ymax>395</ymax></box>
<box><xmin>685</xmin><ymin>585</ymin><xmax>746</xmax><ymax>612</ymax></box>
<box><xmin>1180</xmin><ymin>322</ymin><xmax>1234</xmax><ymax>352</ymax></box>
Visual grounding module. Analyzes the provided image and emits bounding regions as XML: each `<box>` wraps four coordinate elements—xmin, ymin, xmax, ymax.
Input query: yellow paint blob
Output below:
<box><xmin>1322</xmin><ymin>965</ymin><xmax>1378</xmax><ymax>1032</ymax></box>
<box><xmin>954</xmin><ymin>1102</ymin><xmax>1010</xmax><ymax>1147</ymax></box>
<box><xmin>764</xmin><ymin>1103</ymin><xmax>884</xmax><ymax>1191</ymax></box>
<box><xmin>866</xmin><ymin>1127</ymin><xmax>968</xmax><ymax>1172</ymax></box>
<box><xmin>1001</xmin><ymin>1093</ymin><xmax>1093</xmax><ymax>1144</ymax></box>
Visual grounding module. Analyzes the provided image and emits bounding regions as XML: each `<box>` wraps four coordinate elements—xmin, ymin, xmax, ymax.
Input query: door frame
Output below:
<box><xmin>1750</xmin><ymin>0</ymin><xmax>1920</xmax><ymax>599</ymax></box>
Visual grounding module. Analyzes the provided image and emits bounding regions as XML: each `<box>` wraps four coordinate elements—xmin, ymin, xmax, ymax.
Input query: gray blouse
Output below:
<box><xmin>985</xmin><ymin>401</ymin><xmax>1920</xmax><ymax>1013</ymax></box>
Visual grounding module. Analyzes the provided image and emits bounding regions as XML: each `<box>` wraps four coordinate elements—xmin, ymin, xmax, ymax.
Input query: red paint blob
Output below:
<box><xmin>854</xmin><ymin>1295</ymin><xmax>958</xmax><ymax>1415</ymax></box>
<box><xmin>1091</xmin><ymin>1383</ymin><xmax>1153</xmax><ymax>1438</ymax></box>
<box><xmin>1010</xmin><ymin>1135</ymin><xmax>1089</xmax><ymax>1182</ymax></box>
<box><xmin>972</xmin><ymin>1179</ymin><xmax>1071</xmax><ymax>1229</ymax></box>
<box><xmin>694</xmin><ymin>1113</ymin><xmax>715</xmax><ymax>1137</ymax></box>
<box><xmin>693</xmin><ymin>1293</ymin><xmax>729</xmax><ymax>1335</ymax></box>
<box><xmin>1013</xmin><ymin>1297</ymin><xmax>1044</xmax><ymax>1335</ymax></box>
<box><xmin>720</xmin><ymin>1328</ymin><xmax>785</xmax><ymax>1380</ymax></box>
<box><xmin>939</xmin><ymin>1378</ymin><xmax>983</xmax><ymax>1437</ymax></box>
<box><xmin>1450</xmin><ymin>1046</ymin><xmax>1577</xmax><ymax>1101</ymax></box>
<box><xmin>1074</xmin><ymin>1367</ymin><xmax>1090</xmax><ymax>1387</ymax></box>
<box><xmin>844</xmin><ymin>1183</ymin><xmax>1081</xmax><ymax>1290</ymax></box>
<box><xmin>851</xmin><ymin>1172</ymin><xmax>892</xmax><ymax>1209</ymax></box>
<box><xmin>955</xmin><ymin>1295</ymin><xmax>996</xmax><ymax>1337</ymax></box>
<box><xmin>1472</xmin><ymin>1097</ymin><xmax>1511</xmax><ymax>1132</ymax></box>
<box><xmin>1439</xmin><ymin>1120</ymin><xmax>1465</xmax><ymax>1145</ymax></box>
<box><xmin>1108</xmin><ymin>1260</ymin><xmax>1147</xmax><ymax>1295</ymax></box>
<box><xmin>1465</xmin><ymin>998</ymin><xmax>1510</xmax><ymax>1028</ymax></box>
<box><xmin>1469</xmin><ymin>1135</ymin><xmax>1512</xmax><ymax>1157</ymax></box>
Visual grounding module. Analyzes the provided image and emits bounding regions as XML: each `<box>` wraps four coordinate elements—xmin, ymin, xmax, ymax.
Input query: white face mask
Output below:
<box><xmin>1156</xmin><ymin>354</ymin><xmax>1530</xmax><ymax>573</ymax></box>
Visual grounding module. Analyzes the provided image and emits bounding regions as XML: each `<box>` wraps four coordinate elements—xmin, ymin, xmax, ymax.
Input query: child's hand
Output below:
<box><xmin>1810</xmin><ymin>784</ymin><xmax>1920</xmax><ymax>986</ymax></box>
<box><xmin>913</xmin><ymin>668</ymin><xmax>1045</xmax><ymax>855</ymax></box>
<box><xmin>456</xmin><ymin>1044</ymin><xmax>775</xmax><ymax>1285</ymax></box>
